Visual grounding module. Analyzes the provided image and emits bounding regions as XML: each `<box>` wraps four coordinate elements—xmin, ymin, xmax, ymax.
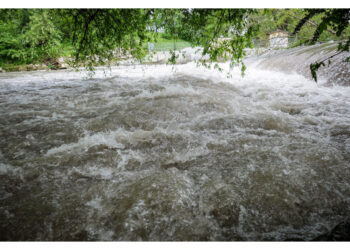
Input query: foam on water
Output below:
<box><xmin>0</xmin><ymin>56</ymin><xmax>350</xmax><ymax>240</ymax></box>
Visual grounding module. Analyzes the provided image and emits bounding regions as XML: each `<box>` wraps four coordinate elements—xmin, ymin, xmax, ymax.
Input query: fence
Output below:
<box><xmin>148</xmin><ymin>40</ymin><xmax>192</xmax><ymax>53</ymax></box>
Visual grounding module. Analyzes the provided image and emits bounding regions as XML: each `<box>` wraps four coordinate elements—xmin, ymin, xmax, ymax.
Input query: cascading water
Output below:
<box><xmin>0</xmin><ymin>43</ymin><xmax>350</xmax><ymax>241</ymax></box>
<box><xmin>247</xmin><ymin>41</ymin><xmax>350</xmax><ymax>86</ymax></box>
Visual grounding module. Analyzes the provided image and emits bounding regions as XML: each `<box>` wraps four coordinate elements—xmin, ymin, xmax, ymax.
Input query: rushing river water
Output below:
<box><xmin>1</xmin><ymin>50</ymin><xmax>350</xmax><ymax>240</ymax></box>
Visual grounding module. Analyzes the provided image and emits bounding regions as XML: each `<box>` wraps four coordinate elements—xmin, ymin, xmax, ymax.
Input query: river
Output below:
<box><xmin>1</xmin><ymin>45</ymin><xmax>350</xmax><ymax>240</ymax></box>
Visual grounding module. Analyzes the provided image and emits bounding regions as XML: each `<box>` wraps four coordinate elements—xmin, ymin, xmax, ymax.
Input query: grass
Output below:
<box><xmin>152</xmin><ymin>38</ymin><xmax>191</xmax><ymax>52</ymax></box>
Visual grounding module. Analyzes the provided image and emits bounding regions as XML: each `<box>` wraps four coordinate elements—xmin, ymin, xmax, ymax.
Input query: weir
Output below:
<box><xmin>248</xmin><ymin>42</ymin><xmax>350</xmax><ymax>86</ymax></box>
<box><xmin>136</xmin><ymin>42</ymin><xmax>350</xmax><ymax>86</ymax></box>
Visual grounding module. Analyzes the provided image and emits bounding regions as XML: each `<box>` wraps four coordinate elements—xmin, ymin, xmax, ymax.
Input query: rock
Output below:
<box><xmin>26</xmin><ymin>64</ymin><xmax>36</xmax><ymax>71</ymax></box>
<box><xmin>59</xmin><ymin>62</ymin><xmax>69</xmax><ymax>69</ymax></box>
<box><xmin>57</xmin><ymin>57</ymin><xmax>69</xmax><ymax>69</ymax></box>
<box><xmin>0</xmin><ymin>67</ymin><xmax>4</xmax><ymax>73</ymax></box>
<box><xmin>33</xmin><ymin>64</ymin><xmax>41</xmax><ymax>70</ymax></box>
<box><xmin>313</xmin><ymin>220</ymin><xmax>350</xmax><ymax>241</ymax></box>
<box><xmin>36</xmin><ymin>64</ymin><xmax>48</xmax><ymax>70</ymax></box>
<box><xmin>18</xmin><ymin>65</ymin><xmax>27</xmax><ymax>71</ymax></box>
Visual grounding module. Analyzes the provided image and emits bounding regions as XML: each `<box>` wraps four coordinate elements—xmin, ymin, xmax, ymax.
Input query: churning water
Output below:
<box><xmin>1</xmin><ymin>47</ymin><xmax>350</xmax><ymax>240</ymax></box>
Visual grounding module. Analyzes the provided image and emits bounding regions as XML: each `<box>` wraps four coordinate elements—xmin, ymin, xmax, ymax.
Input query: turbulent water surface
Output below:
<box><xmin>1</xmin><ymin>54</ymin><xmax>350</xmax><ymax>240</ymax></box>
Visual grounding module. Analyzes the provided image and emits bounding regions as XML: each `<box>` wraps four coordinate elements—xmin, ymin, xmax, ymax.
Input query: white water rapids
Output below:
<box><xmin>0</xmin><ymin>46</ymin><xmax>350</xmax><ymax>240</ymax></box>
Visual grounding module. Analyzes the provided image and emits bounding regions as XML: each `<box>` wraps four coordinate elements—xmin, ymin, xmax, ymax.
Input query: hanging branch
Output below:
<box><xmin>287</xmin><ymin>11</ymin><xmax>336</xmax><ymax>35</ymax></box>
<box><xmin>74</xmin><ymin>9</ymin><xmax>99</xmax><ymax>63</ymax></box>
<box><xmin>310</xmin><ymin>50</ymin><xmax>344</xmax><ymax>82</ymax></box>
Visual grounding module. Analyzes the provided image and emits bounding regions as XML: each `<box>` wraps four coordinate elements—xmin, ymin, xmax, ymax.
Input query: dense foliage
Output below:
<box><xmin>0</xmin><ymin>9</ymin><xmax>349</xmax><ymax>78</ymax></box>
<box><xmin>0</xmin><ymin>10</ymin><xmax>63</xmax><ymax>65</ymax></box>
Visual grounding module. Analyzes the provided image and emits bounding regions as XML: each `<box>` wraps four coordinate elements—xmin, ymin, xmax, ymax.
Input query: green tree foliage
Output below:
<box><xmin>291</xmin><ymin>9</ymin><xmax>350</xmax><ymax>81</ymax></box>
<box><xmin>0</xmin><ymin>9</ymin><xmax>30</xmax><ymax>63</ymax></box>
<box><xmin>248</xmin><ymin>9</ymin><xmax>347</xmax><ymax>46</ymax></box>
<box><xmin>0</xmin><ymin>9</ymin><xmax>62</xmax><ymax>65</ymax></box>
<box><xmin>0</xmin><ymin>20</ymin><xmax>26</xmax><ymax>62</ymax></box>
<box><xmin>24</xmin><ymin>10</ymin><xmax>62</xmax><ymax>63</ymax></box>
<box><xmin>248</xmin><ymin>9</ymin><xmax>349</xmax><ymax>81</ymax></box>
<box><xmin>0</xmin><ymin>8</ymin><xmax>348</xmax><ymax>77</ymax></box>
<box><xmin>55</xmin><ymin>9</ymin><xmax>256</xmax><ymax>73</ymax></box>
<box><xmin>179</xmin><ymin>9</ymin><xmax>256</xmax><ymax>72</ymax></box>
<box><xmin>150</xmin><ymin>9</ymin><xmax>256</xmax><ymax>72</ymax></box>
<box><xmin>56</xmin><ymin>9</ymin><xmax>155</xmax><ymax>70</ymax></box>
<box><xmin>0</xmin><ymin>9</ymin><xmax>257</xmax><ymax>73</ymax></box>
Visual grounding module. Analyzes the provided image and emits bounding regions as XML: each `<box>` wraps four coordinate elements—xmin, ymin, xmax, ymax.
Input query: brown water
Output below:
<box><xmin>0</xmin><ymin>59</ymin><xmax>350</xmax><ymax>240</ymax></box>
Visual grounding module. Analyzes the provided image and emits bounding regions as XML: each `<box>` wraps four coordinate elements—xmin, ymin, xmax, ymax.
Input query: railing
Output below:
<box><xmin>252</xmin><ymin>36</ymin><xmax>340</xmax><ymax>49</ymax></box>
<box><xmin>148</xmin><ymin>40</ymin><xmax>192</xmax><ymax>53</ymax></box>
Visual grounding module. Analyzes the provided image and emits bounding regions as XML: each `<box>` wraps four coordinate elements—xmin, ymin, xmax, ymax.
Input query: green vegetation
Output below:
<box><xmin>0</xmin><ymin>10</ymin><xmax>63</xmax><ymax>66</ymax></box>
<box><xmin>152</xmin><ymin>37</ymin><xmax>191</xmax><ymax>52</ymax></box>
<box><xmin>249</xmin><ymin>9</ymin><xmax>350</xmax><ymax>44</ymax></box>
<box><xmin>248</xmin><ymin>9</ymin><xmax>350</xmax><ymax>81</ymax></box>
<box><xmin>0</xmin><ymin>9</ymin><xmax>349</xmax><ymax>80</ymax></box>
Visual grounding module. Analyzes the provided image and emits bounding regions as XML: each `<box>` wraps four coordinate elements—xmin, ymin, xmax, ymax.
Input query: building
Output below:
<box><xmin>269</xmin><ymin>30</ymin><xmax>289</xmax><ymax>48</ymax></box>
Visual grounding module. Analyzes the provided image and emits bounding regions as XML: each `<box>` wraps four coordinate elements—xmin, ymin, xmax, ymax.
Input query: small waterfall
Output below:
<box><xmin>122</xmin><ymin>42</ymin><xmax>350</xmax><ymax>86</ymax></box>
<box><xmin>246</xmin><ymin>42</ymin><xmax>350</xmax><ymax>86</ymax></box>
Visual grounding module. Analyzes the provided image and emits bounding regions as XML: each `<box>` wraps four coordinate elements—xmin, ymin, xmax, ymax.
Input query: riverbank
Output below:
<box><xmin>0</xmin><ymin>56</ymin><xmax>70</xmax><ymax>73</ymax></box>
<box><xmin>0</xmin><ymin>38</ymin><xmax>192</xmax><ymax>73</ymax></box>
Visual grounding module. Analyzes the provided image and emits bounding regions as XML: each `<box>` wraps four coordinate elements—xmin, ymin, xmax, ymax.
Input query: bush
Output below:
<box><xmin>0</xmin><ymin>10</ymin><xmax>62</xmax><ymax>65</ymax></box>
<box><xmin>0</xmin><ymin>22</ymin><xmax>27</xmax><ymax>63</ymax></box>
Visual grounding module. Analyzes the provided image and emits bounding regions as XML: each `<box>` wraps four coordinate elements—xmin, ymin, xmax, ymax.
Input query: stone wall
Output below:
<box><xmin>269</xmin><ymin>37</ymin><xmax>288</xmax><ymax>48</ymax></box>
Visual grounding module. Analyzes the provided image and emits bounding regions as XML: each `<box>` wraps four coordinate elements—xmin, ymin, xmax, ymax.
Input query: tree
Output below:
<box><xmin>292</xmin><ymin>9</ymin><xmax>350</xmax><ymax>81</ymax></box>
<box><xmin>0</xmin><ymin>9</ymin><xmax>62</xmax><ymax>65</ymax></box>
<box><xmin>24</xmin><ymin>10</ymin><xmax>62</xmax><ymax>65</ymax></box>
<box><xmin>56</xmin><ymin>9</ymin><xmax>154</xmax><ymax>70</ymax></box>
<box><xmin>57</xmin><ymin>9</ymin><xmax>256</xmax><ymax>73</ymax></box>
<box><xmin>178</xmin><ymin>9</ymin><xmax>256</xmax><ymax>73</ymax></box>
<box><xmin>0</xmin><ymin>9</ymin><xmax>348</xmax><ymax>78</ymax></box>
